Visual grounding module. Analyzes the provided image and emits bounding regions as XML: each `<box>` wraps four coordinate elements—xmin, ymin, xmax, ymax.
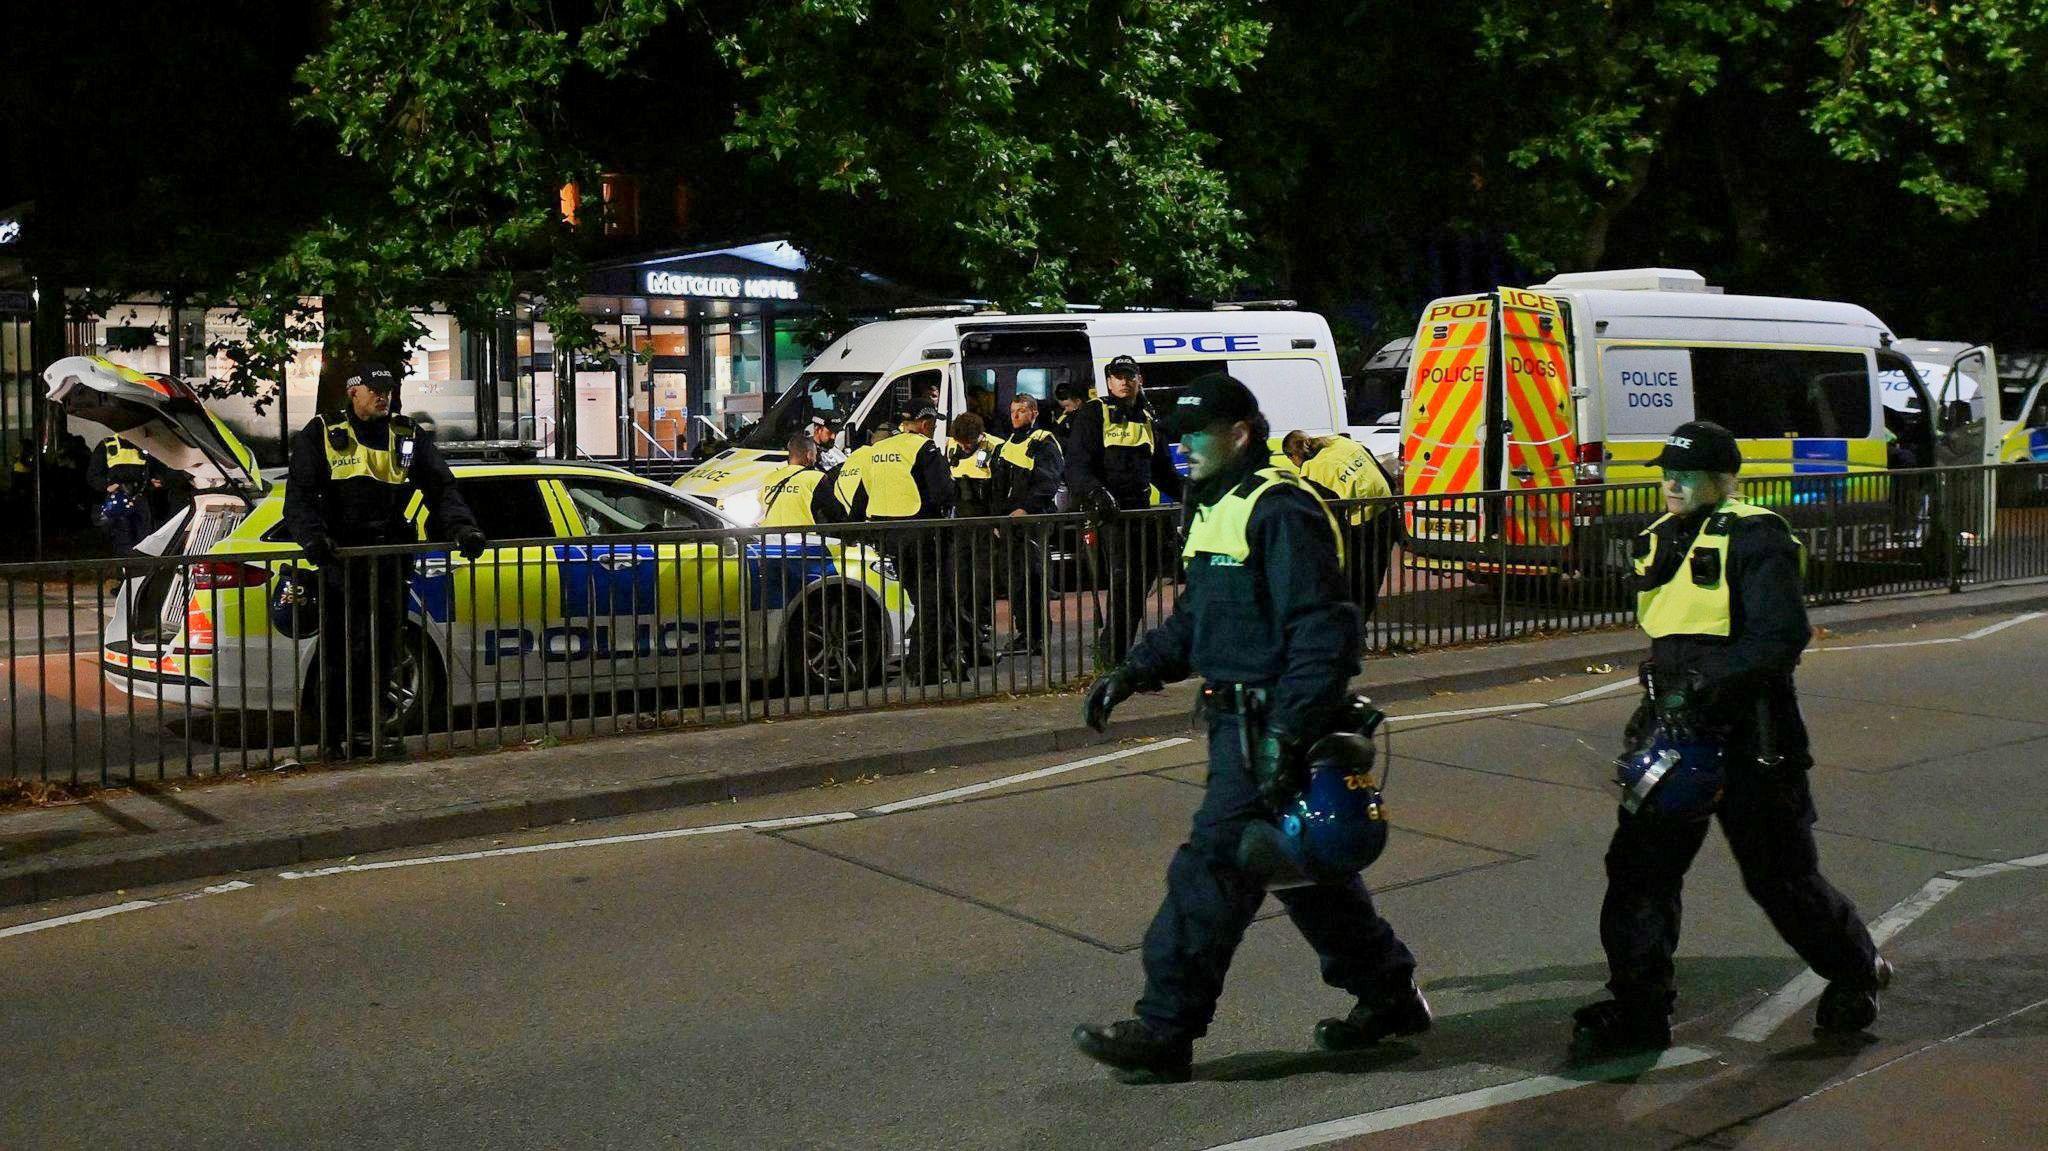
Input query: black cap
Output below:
<box><xmin>1650</xmin><ymin>420</ymin><xmax>1742</xmax><ymax>473</ymax></box>
<box><xmin>347</xmin><ymin>362</ymin><xmax>399</xmax><ymax>393</ymax></box>
<box><xmin>904</xmin><ymin>405</ymin><xmax>940</xmax><ymax>422</ymax></box>
<box><xmin>1163</xmin><ymin>373</ymin><xmax>1261</xmax><ymax>437</ymax></box>
<box><xmin>1105</xmin><ymin>354</ymin><xmax>1141</xmax><ymax>379</ymax></box>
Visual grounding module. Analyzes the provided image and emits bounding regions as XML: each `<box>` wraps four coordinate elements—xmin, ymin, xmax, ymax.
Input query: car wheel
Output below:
<box><xmin>783</xmin><ymin>592</ymin><xmax>885</xmax><ymax>694</ymax></box>
<box><xmin>381</xmin><ymin>626</ymin><xmax>445</xmax><ymax>736</ymax></box>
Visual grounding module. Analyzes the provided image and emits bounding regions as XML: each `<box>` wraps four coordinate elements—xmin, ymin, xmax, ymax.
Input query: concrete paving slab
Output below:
<box><xmin>1810</xmin><ymin>735</ymin><xmax>2048</xmax><ymax>863</ymax></box>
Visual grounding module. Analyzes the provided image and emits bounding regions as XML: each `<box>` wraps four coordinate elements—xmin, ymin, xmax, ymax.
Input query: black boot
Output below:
<box><xmin>1072</xmin><ymin>1019</ymin><xmax>1193</xmax><ymax>1084</ymax></box>
<box><xmin>1570</xmin><ymin>999</ymin><xmax>1672</xmax><ymax>1059</ymax></box>
<box><xmin>1314</xmin><ymin>983</ymin><xmax>1433</xmax><ymax>1052</ymax></box>
<box><xmin>1815</xmin><ymin>957</ymin><xmax>1893</xmax><ymax>1034</ymax></box>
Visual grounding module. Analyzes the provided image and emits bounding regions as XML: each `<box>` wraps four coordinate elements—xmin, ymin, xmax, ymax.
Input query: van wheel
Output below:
<box><xmin>783</xmin><ymin>593</ymin><xmax>886</xmax><ymax>694</ymax></box>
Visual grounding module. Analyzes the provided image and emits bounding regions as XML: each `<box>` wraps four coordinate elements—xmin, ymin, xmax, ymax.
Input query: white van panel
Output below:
<box><xmin>1229</xmin><ymin>357</ymin><xmax>1339</xmax><ymax>433</ymax></box>
<box><xmin>1600</xmin><ymin>347</ymin><xmax>1695</xmax><ymax>435</ymax></box>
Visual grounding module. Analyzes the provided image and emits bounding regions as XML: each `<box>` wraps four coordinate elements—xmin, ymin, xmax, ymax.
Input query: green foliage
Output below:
<box><xmin>1810</xmin><ymin>0</ymin><xmax>2048</xmax><ymax>218</ymax></box>
<box><xmin>718</xmin><ymin>0</ymin><xmax>1267</xmax><ymax>307</ymax></box>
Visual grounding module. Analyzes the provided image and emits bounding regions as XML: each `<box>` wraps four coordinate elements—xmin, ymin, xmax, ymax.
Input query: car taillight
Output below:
<box><xmin>191</xmin><ymin>561</ymin><xmax>273</xmax><ymax>589</ymax></box>
<box><xmin>1573</xmin><ymin>441</ymin><xmax>1605</xmax><ymax>483</ymax></box>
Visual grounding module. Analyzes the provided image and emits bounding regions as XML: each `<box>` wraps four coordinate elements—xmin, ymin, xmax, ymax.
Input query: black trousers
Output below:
<box><xmin>316</xmin><ymin>554</ymin><xmax>411</xmax><ymax>749</ymax></box>
<box><xmin>891</xmin><ymin>532</ymin><xmax>969</xmax><ymax>681</ymax></box>
<box><xmin>1599</xmin><ymin>760</ymin><xmax>1878</xmax><ymax>1010</ymax></box>
<box><xmin>1094</xmin><ymin>516</ymin><xmax>1164</xmax><ymax>666</ymax></box>
<box><xmin>1137</xmin><ymin>714</ymin><xmax>1417</xmax><ymax>1039</ymax></box>
<box><xmin>1001</xmin><ymin>524</ymin><xmax>1049</xmax><ymax>644</ymax></box>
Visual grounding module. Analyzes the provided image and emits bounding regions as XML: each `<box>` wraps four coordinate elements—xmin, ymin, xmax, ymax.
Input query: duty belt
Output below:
<box><xmin>1200</xmin><ymin>682</ymin><xmax>1270</xmax><ymax>716</ymax></box>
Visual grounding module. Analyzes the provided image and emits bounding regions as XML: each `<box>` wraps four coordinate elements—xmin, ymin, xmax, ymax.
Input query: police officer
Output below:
<box><xmin>1064</xmin><ymin>355</ymin><xmax>1184</xmax><ymax>665</ymax></box>
<box><xmin>808</xmin><ymin>416</ymin><xmax>846</xmax><ymax>470</ymax></box>
<box><xmin>945</xmin><ymin>412</ymin><xmax>1000</xmax><ymax>520</ymax></box>
<box><xmin>1283</xmin><ymin>431</ymin><xmax>1399</xmax><ymax>615</ymax></box>
<box><xmin>1073</xmin><ymin>374</ymin><xmax>1427</xmax><ymax>1083</ymax></box>
<box><xmin>759</xmin><ymin>433</ymin><xmax>836</xmax><ymax>529</ymax></box>
<box><xmin>833</xmin><ymin>406</ymin><xmax>962</xmax><ymax>682</ymax></box>
<box><xmin>87</xmin><ymin>435</ymin><xmax>164</xmax><ymax>552</ymax></box>
<box><xmin>1572</xmin><ymin>420</ymin><xmax>1890</xmax><ymax>1057</ymax></box>
<box><xmin>283</xmin><ymin>362</ymin><xmax>485</xmax><ymax>759</ymax></box>
<box><xmin>993</xmin><ymin>395</ymin><xmax>1064</xmax><ymax>655</ymax></box>
<box><xmin>1050</xmin><ymin>380</ymin><xmax>1088</xmax><ymax>445</ymax></box>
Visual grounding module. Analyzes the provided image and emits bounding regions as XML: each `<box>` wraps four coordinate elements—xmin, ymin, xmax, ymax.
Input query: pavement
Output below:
<box><xmin>0</xmin><ymin>580</ymin><xmax>2044</xmax><ymax>912</ymax></box>
<box><xmin>0</xmin><ymin>604</ymin><xmax>2041</xmax><ymax>1149</ymax></box>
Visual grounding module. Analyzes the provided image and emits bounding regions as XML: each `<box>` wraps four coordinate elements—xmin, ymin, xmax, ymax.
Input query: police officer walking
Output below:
<box><xmin>1572</xmin><ymin>420</ymin><xmax>1890</xmax><ymax>1057</ymax></box>
<box><xmin>1065</xmin><ymin>355</ymin><xmax>1183</xmax><ymax>665</ymax></box>
<box><xmin>1073</xmin><ymin>374</ymin><xmax>1427</xmax><ymax>1083</ymax></box>
<box><xmin>87</xmin><ymin>435</ymin><xmax>164</xmax><ymax>552</ymax></box>
<box><xmin>833</xmin><ymin>406</ymin><xmax>962</xmax><ymax>682</ymax></box>
<box><xmin>283</xmin><ymin>362</ymin><xmax>485</xmax><ymax>759</ymax></box>
<box><xmin>992</xmin><ymin>395</ymin><xmax>1063</xmax><ymax>655</ymax></box>
<box><xmin>1283</xmin><ymin>431</ymin><xmax>1399</xmax><ymax>614</ymax></box>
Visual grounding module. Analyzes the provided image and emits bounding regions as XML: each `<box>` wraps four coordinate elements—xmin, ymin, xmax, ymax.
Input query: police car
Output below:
<box><xmin>675</xmin><ymin>306</ymin><xmax>1351</xmax><ymax>518</ymax></box>
<box><xmin>44</xmin><ymin>356</ymin><xmax>910</xmax><ymax>734</ymax></box>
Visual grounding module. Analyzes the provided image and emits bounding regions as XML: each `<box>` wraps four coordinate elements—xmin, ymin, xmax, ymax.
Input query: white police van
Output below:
<box><xmin>675</xmin><ymin>307</ymin><xmax>1348</xmax><ymax>520</ymax></box>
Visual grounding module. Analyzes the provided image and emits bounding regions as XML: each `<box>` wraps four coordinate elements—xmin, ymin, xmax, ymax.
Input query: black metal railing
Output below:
<box><xmin>3</xmin><ymin>461</ymin><xmax>2044</xmax><ymax>783</ymax></box>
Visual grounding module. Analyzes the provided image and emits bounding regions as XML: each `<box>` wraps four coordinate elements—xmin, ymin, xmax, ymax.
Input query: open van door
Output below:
<box><xmin>1401</xmin><ymin>288</ymin><xmax>1578</xmax><ymax>564</ymax></box>
<box><xmin>1401</xmin><ymin>295</ymin><xmax>1492</xmax><ymax>547</ymax></box>
<box><xmin>1496</xmin><ymin>288</ymin><xmax>1578</xmax><ymax>550</ymax></box>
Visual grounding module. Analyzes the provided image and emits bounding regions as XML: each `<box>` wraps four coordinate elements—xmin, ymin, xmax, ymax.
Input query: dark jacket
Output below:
<box><xmin>992</xmin><ymin>427</ymin><xmax>1064</xmax><ymax>515</ymax></box>
<box><xmin>1063</xmin><ymin>395</ymin><xmax>1184</xmax><ymax>509</ymax></box>
<box><xmin>1637</xmin><ymin>506</ymin><xmax>1812</xmax><ymax>763</ymax></box>
<box><xmin>284</xmin><ymin>413</ymin><xmax>476</xmax><ymax>548</ymax></box>
<box><xmin>1123</xmin><ymin>459</ymin><xmax>1361</xmax><ymax>737</ymax></box>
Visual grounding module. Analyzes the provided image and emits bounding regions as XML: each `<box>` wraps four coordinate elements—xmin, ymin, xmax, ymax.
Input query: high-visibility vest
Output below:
<box><xmin>1183</xmin><ymin>466</ymin><xmax>1343</xmax><ymax>567</ymax></box>
<box><xmin>998</xmin><ymin>428</ymin><xmax>1056</xmax><ymax>472</ymax></box>
<box><xmin>1302</xmin><ymin>437</ymin><xmax>1391</xmax><ymax>523</ymax></box>
<box><xmin>950</xmin><ymin>433</ymin><xmax>1002</xmax><ymax>481</ymax></box>
<box><xmin>759</xmin><ymin>462</ymin><xmax>824</xmax><ymax>527</ymax></box>
<box><xmin>1092</xmin><ymin>398</ymin><xmax>1155</xmax><ymax>450</ymax></box>
<box><xmin>835</xmin><ymin>431</ymin><xmax>928</xmax><ymax>519</ymax></box>
<box><xmin>101</xmin><ymin>439</ymin><xmax>147</xmax><ymax>469</ymax></box>
<box><xmin>321</xmin><ymin>414</ymin><xmax>416</xmax><ymax>486</ymax></box>
<box><xmin>1634</xmin><ymin>500</ymin><xmax>1802</xmax><ymax>638</ymax></box>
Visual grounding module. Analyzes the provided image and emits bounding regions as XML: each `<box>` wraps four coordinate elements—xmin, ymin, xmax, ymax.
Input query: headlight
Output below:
<box><xmin>722</xmin><ymin>491</ymin><xmax>764</xmax><ymax>527</ymax></box>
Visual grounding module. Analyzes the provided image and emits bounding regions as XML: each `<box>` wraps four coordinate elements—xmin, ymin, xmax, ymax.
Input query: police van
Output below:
<box><xmin>1398</xmin><ymin>268</ymin><xmax>1945</xmax><ymax>575</ymax></box>
<box><xmin>674</xmin><ymin>308</ymin><xmax>1349</xmax><ymax>520</ymax></box>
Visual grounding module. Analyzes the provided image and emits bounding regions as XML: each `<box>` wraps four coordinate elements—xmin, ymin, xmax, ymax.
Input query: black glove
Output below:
<box><xmin>303</xmin><ymin>536</ymin><xmax>340</xmax><ymax>567</ymax></box>
<box><xmin>1652</xmin><ymin>667</ymin><xmax>1713</xmax><ymax>737</ymax></box>
<box><xmin>455</xmin><ymin>527</ymin><xmax>488</xmax><ymax>560</ymax></box>
<box><xmin>1083</xmin><ymin>667</ymin><xmax>1137</xmax><ymax>733</ymax></box>
<box><xmin>1250</xmin><ymin>729</ymin><xmax>1307</xmax><ymax>811</ymax></box>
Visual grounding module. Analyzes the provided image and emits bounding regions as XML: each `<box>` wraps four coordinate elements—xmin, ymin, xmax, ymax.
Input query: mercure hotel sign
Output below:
<box><xmin>644</xmin><ymin>271</ymin><xmax>800</xmax><ymax>301</ymax></box>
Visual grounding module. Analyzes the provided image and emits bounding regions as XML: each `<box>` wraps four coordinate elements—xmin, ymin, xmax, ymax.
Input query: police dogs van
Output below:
<box><xmin>674</xmin><ymin>307</ymin><xmax>1349</xmax><ymax>521</ymax></box>
<box><xmin>1398</xmin><ymin>268</ymin><xmax>1952</xmax><ymax>576</ymax></box>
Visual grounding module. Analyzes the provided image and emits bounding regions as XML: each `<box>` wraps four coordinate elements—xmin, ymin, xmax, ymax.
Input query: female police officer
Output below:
<box><xmin>1572</xmin><ymin>420</ymin><xmax>1891</xmax><ymax>1057</ymax></box>
<box><xmin>1072</xmin><ymin>374</ymin><xmax>1427</xmax><ymax>1084</ymax></box>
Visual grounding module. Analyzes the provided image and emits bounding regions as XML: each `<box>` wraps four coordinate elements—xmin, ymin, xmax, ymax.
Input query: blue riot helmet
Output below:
<box><xmin>93</xmin><ymin>486</ymin><xmax>142</xmax><ymax>527</ymax></box>
<box><xmin>1236</xmin><ymin>731</ymin><xmax>1390</xmax><ymax>890</ymax></box>
<box><xmin>1613</xmin><ymin>720</ymin><xmax>1726</xmax><ymax>819</ymax></box>
<box><xmin>270</xmin><ymin>565</ymin><xmax>322</xmax><ymax>640</ymax></box>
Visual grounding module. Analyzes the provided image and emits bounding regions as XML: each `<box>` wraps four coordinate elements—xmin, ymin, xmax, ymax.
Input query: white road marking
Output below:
<box><xmin>1727</xmin><ymin>846</ymin><xmax>2048</xmax><ymax>1043</ymax></box>
<box><xmin>0</xmin><ymin>877</ymin><xmax>256</xmax><ymax>943</ymax></box>
<box><xmin>1811</xmin><ymin>609</ymin><xmax>2044</xmax><ymax>653</ymax></box>
<box><xmin>0</xmin><ymin>900</ymin><xmax>158</xmax><ymax>939</ymax></box>
<box><xmin>1200</xmin><ymin>1047</ymin><xmax>1716</xmax><ymax>1151</ymax></box>
<box><xmin>277</xmin><ymin>812</ymin><xmax>859</xmax><ymax>880</ymax></box>
<box><xmin>866</xmin><ymin>738</ymin><xmax>1194</xmax><ymax>814</ymax></box>
<box><xmin>1387</xmin><ymin>703</ymin><xmax>1542</xmax><ymax>724</ymax></box>
<box><xmin>1550</xmin><ymin>676</ymin><xmax>1639</xmax><ymax>705</ymax></box>
<box><xmin>1792</xmin><ymin>994</ymin><xmax>2048</xmax><ymax>1106</ymax></box>
<box><xmin>1960</xmin><ymin>610</ymin><xmax>2046</xmax><ymax>641</ymax></box>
